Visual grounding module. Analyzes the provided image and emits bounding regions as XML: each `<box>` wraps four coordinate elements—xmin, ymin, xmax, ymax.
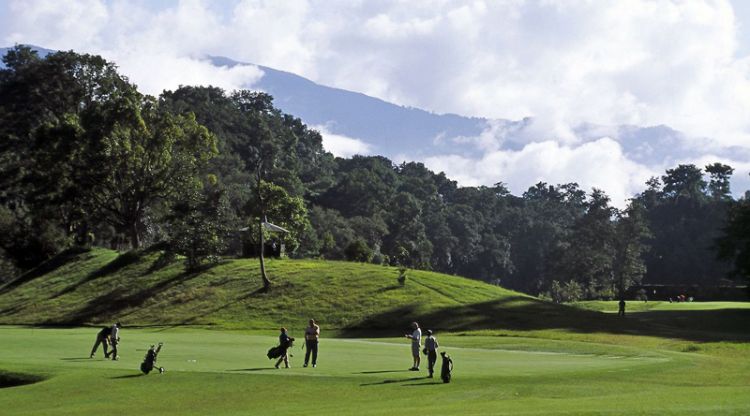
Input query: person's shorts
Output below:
<box><xmin>412</xmin><ymin>343</ymin><xmax>420</xmax><ymax>357</ymax></box>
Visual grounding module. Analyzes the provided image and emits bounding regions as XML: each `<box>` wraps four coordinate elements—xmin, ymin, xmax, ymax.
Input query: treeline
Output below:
<box><xmin>1</xmin><ymin>46</ymin><xmax>748</xmax><ymax>300</ymax></box>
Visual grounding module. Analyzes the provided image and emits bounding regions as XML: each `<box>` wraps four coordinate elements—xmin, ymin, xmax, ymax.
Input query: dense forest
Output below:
<box><xmin>1</xmin><ymin>46</ymin><xmax>749</xmax><ymax>300</ymax></box>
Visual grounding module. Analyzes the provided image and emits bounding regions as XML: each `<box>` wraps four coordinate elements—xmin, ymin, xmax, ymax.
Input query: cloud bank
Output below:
<box><xmin>313</xmin><ymin>125</ymin><xmax>374</xmax><ymax>158</ymax></box>
<box><xmin>2</xmin><ymin>0</ymin><xmax>749</xmax><ymax>205</ymax></box>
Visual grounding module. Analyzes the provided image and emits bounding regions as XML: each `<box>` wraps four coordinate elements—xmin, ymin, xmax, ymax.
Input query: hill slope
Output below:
<box><xmin>0</xmin><ymin>247</ymin><xmax>592</xmax><ymax>332</ymax></box>
<box><xmin>2</xmin><ymin>248</ymin><xmax>747</xmax><ymax>343</ymax></box>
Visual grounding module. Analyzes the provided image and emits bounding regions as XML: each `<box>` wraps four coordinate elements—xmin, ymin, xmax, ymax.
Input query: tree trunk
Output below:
<box><xmin>130</xmin><ymin>222</ymin><xmax>140</xmax><ymax>250</ymax></box>
<box><xmin>259</xmin><ymin>215</ymin><xmax>270</xmax><ymax>290</ymax></box>
<box><xmin>257</xmin><ymin>169</ymin><xmax>271</xmax><ymax>291</ymax></box>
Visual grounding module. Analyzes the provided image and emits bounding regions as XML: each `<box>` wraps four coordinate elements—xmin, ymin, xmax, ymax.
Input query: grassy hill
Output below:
<box><xmin>0</xmin><ymin>247</ymin><xmax>553</xmax><ymax>330</ymax></box>
<box><xmin>1</xmin><ymin>247</ymin><xmax>748</xmax><ymax>343</ymax></box>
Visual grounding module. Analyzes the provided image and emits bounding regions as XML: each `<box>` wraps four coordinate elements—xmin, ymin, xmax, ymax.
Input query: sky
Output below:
<box><xmin>1</xmin><ymin>0</ymin><xmax>750</xmax><ymax>205</ymax></box>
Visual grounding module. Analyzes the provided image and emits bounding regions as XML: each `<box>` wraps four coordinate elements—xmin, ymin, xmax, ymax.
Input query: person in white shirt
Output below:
<box><xmin>404</xmin><ymin>322</ymin><xmax>422</xmax><ymax>371</ymax></box>
<box><xmin>424</xmin><ymin>329</ymin><xmax>439</xmax><ymax>378</ymax></box>
<box><xmin>109</xmin><ymin>322</ymin><xmax>121</xmax><ymax>361</ymax></box>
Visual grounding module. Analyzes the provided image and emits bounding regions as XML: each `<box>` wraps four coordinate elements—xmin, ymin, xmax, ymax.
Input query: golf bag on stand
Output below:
<box><xmin>141</xmin><ymin>342</ymin><xmax>164</xmax><ymax>374</ymax></box>
<box><xmin>440</xmin><ymin>351</ymin><xmax>453</xmax><ymax>383</ymax></box>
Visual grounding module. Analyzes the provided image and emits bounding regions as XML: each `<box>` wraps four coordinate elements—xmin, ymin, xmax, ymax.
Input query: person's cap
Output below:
<box><xmin>426</xmin><ymin>329</ymin><xmax>433</xmax><ymax>335</ymax></box>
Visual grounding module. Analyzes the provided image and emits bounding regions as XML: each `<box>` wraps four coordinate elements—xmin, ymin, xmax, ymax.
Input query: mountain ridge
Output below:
<box><xmin>3</xmin><ymin>45</ymin><xmax>749</xmax><ymax>196</ymax></box>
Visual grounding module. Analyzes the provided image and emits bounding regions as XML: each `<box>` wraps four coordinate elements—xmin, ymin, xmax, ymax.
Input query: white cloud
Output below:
<box><xmin>2</xmin><ymin>0</ymin><xmax>265</xmax><ymax>95</ymax></box>
<box><xmin>423</xmin><ymin>137</ymin><xmax>656</xmax><ymax>208</ymax></box>
<box><xmin>5</xmin><ymin>0</ymin><xmax>750</xmax><ymax>146</ymax></box>
<box><xmin>2</xmin><ymin>0</ymin><xmax>750</xmax><ymax>200</ymax></box>
<box><xmin>313</xmin><ymin>125</ymin><xmax>374</xmax><ymax>158</ymax></box>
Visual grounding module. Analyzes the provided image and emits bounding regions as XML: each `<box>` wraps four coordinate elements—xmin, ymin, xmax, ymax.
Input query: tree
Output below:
<box><xmin>79</xmin><ymin>102</ymin><xmax>217</xmax><ymax>249</ymax></box>
<box><xmin>0</xmin><ymin>47</ymin><xmax>149</xmax><ymax>266</ymax></box>
<box><xmin>165</xmin><ymin>176</ymin><xmax>234</xmax><ymax>271</ymax></box>
<box><xmin>637</xmin><ymin>164</ymin><xmax>733</xmax><ymax>286</ymax></box>
<box><xmin>662</xmin><ymin>164</ymin><xmax>706</xmax><ymax>201</ymax></box>
<box><xmin>612</xmin><ymin>200</ymin><xmax>650</xmax><ymax>297</ymax></box>
<box><xmin>705</xmin><ymin>163</ymin><xmax>734</xmax><ymax>201</ymax></box>
<box><xmin>556</xmin><ymin>189</ymin><xmax>617</xmax><ymax>298</ymax></box>
<box><xmin>717</xmin><ymin>187</ymin><xmax>750</xmax><ymax>286</ymax></box>
<box><xmin>245</xmin><ymin>180</ymin><xmax>310</xmax><ymax>290</ymax></box>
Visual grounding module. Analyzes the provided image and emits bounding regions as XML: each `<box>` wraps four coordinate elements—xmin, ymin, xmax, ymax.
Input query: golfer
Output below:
<box><xmin>108</xmin><ymin>322</ymin><xmax>121</xmax><ymax>360</ymax></box>
<box><xmin>89</xmin><ymin>324</ymin><xmax>114</xmax><ymax>358</ymax></box>
<box><xmin>304</xmin><ymin>319</ymin><xmax>320</xmax><ymax>368</ymax></box>
<box><xmin>424</xmin><ymin>329</ymin><xmax>439</xmax><ymax>378</ymax></box>
<box><xmin>275</xmin><ymin>327</ymin><xmax>292</xmax><ymax>369</ymax></box>
<box><xmin>405</xmin><ymin>322</ymin><xmax>422</xmax><ymax>371</ymax></box>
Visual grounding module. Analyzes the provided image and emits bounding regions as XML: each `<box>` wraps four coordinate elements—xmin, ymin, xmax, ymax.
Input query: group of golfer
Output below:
<box><xmin>275</xmin><ymin>320</ymin><xmax>441</xmax><ymax>378</ymax></box>
<box><xmin>89</xmin><ymin>319</ymin><xmax>441</xmax><ymax>378</ymax></box>
<box><xmin>274</xmin><ymin>319</ymin><xmax>321</xmax><ymax>368</ymax></box>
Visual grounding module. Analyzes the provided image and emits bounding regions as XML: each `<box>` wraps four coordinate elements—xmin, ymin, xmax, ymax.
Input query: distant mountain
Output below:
<box><xmin>211</xmin><ymin>56</ymin><xmax>489</xmax><ymax>158</ymax></box>
<box><xmin>211</xmin><ymin>55</ymin><xmax>735</xmax><ymax>167</ymax></box>
<box><xmin>3</xmin><ymin>46</ymin><xmax>748</xmax><ymax>172</ymax></box>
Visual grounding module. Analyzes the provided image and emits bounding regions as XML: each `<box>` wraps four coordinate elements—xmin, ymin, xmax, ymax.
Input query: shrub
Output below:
<box><xmin>549</xmin><ymin>280</ymin><xmax>584</xmax><ymax>303</ymax></box>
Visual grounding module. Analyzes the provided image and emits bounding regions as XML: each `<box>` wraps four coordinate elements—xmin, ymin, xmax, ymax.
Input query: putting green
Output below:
<box><xmin>0</xmin><ymin>326</ymin><xmax>746</xmax><ymax>415</ymax></box>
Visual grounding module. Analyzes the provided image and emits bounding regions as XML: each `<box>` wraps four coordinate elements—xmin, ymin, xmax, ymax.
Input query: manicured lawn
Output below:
<box><xmin>1</xmin><ymin>326</ymin><xmax>748</xmax><ymax>415</ymax></box>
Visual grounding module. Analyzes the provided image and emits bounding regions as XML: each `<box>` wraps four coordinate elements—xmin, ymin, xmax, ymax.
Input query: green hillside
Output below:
<box><xmin>2</xmin><ymin>247</ymin><xmax>748</xmax><ymax>344</ymax></box>
<box><xmin>0</xmin><ymin>247</ymin><xmax>556</xmax><ymax>331</ymax></box>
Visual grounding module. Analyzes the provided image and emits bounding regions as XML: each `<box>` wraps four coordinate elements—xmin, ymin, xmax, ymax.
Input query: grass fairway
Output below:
<box><xmin>1</xmin><ymin>326</ymin><xmax>749</xmax><ymax>415</ymax></box>
<box><xmin>1</xmin><ymin>250</ymin><xmax>749</xmax><ymax>414</ymax></box>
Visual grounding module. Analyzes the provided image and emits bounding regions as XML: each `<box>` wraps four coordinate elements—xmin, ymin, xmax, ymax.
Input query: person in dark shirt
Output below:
<box><xmin>275</xmin><ymin>327</ymin><xmax>293</xmax><ymax>369</ymax></box>
<box><xmin>618</xmin><ymin>299</ymin><xmax>626</xmax><ymax>317</ymax></box>
<box><xmin>303</xmin><ymin>319</ymin><xmax>320</xmax><ymax>368</ymax></box>
<box><xmin>89</xmin><ymin>325</ymin><xmax>112</xmax><ymax>358</ymax></box>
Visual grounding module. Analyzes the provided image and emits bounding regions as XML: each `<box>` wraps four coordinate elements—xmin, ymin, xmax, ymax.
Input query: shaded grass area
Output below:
<box><xmin>0</xmin><ymin>370</ymin><xmax>46</xmax><ymax>388</ymax></box>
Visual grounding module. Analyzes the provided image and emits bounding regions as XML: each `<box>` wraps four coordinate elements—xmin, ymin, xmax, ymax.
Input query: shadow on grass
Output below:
<box><xmin>227</xmin><ymin>368</ymin><xmax>273</xmax><ymax>372</ymax></box>
<box><xmin>51</xmin><ymin>251</ymin><xmax>143</xmax><ymax>299</ymax></box>
<box><xmin>341</xmin><ymin>297</ymin><xmax>750</xmax><ymax>343</ymax></box>
<box><xmin>173</xmin><ymin>285</ymin><xmax>269</xmax><ymax>326</ymax></box>
<box><xmin>360</xmin><ymin>376</ymin><xmax>425</xmax><ymax>386</ymax></box>
<box><xmin>60</xmin><ymin>357</ymin><xmax>90</xmax><ymax>361</ymax></box>
<box><xmin>356</xmin><ymin>370</ymin><xmax>410</xmax><ymax>374</ymax></box>
<box><xmin>403</xmin><ymin>381</ymin><xmax>442</xmax><ymax>386</ymax></box>
<box><xmin>50</xmin><ymin>264</ymin><xmax>219</xmax><ymax>325</ymax></box>
<box><xmin>0</xmin><ymin>247</ymin><xmax>89</xmax><ymax>295</ymax></box>
<box><xmin>111</xmin><ymin>374</ymin><xmax>145</xmax><ymax>379</ymax></box>
<box><xmin>0</xmin><ymin>371</ymin><xmax>46</xmax><ymax>388</ymax></box>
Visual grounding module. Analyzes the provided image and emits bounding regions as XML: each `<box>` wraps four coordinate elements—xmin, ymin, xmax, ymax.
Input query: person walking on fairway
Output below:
<box><xmin>405</xmin><ymin>322</ymin><xmax>422</xmax><ymax>371</ymax></box>
<box><xmin>304</xmin><ymin>319</ymin><xmax>320</xmax><ymax>368</ymax></box>
<box><xmin>618</xmin><ymin>298</ymin><xmax>626</xmax><ymax>317</ymax></box>
<box><xmin>108</xmin><ymin>322</ymin><xmax>121</xmax><ymax>360</ymax></box>
<box><xmin>424</xmin><ymin>329</ymin><xmax>439</xmax><ymax>378</ymax></box>
<box><xmin>89</xmin><ymin>324</ymin><xmax>115</xmax><ymax>358</ymax></box>
<box><xmin>275</xmin><ymin>327</ymin><xmax>293</xmax><ymax>369</ymax></box>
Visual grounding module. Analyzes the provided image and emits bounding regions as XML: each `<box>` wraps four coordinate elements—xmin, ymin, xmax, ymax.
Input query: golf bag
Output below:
<box><xmin>440</xmin><ymin>351</ymin><xmax>453</xmax><ymax>383</ymax></box>
<box><xmin>140</xmin><ymin>343</ymin><xmax>164</xmax><ymax>374</ymax></box>
<box><xmin>267</xmin><ymin>337</ymin><xmax>295</xmax><ymax>359</ymax></box>
<box><xmin>267</xmin><ymin>345</ymin><xmax>284</xmax><ymax>359</ymax></box>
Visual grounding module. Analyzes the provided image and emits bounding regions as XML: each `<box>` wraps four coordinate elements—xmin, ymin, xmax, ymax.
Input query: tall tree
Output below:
<box><xmin>245</xmin><ymin>180</ymin><xmax>310</xmax><ymax>290</ymax></box>
<box><xmin>705</xmin><ymin>163</ymin><xmax>734</xmax><ymax>201</ymax></box>
<box><xmin>79</xmin><ymin>101</ymin><xmax>217</xmax><ymax>248</ymax></box>
<box><xmin>612</xmin><ymin>200</ymin><xmax>650</xmax><ymax>297</ymax></box>
<box><xmin>716</xmin><ymin>177</ymin><xmax>750</xmax><ymax>287</ymax></box>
